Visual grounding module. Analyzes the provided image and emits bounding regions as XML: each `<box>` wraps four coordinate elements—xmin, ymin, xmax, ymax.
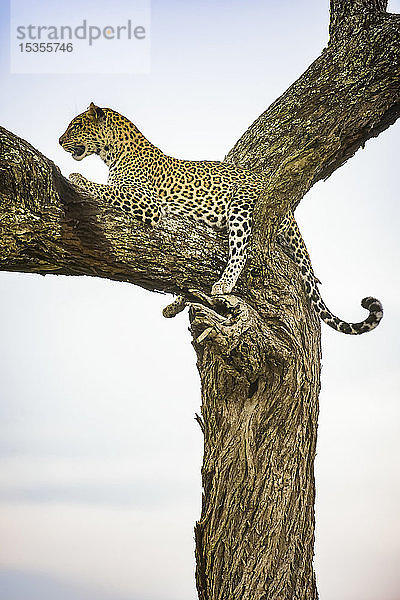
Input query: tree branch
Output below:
<box><xmin>0</xmin><ymin>126</ymin><xmax>230</xmax><ymax>298</ymax></box>
<box><xmin>330</xmin><ymin>0</ymin><xmax>389</xmax><ymax>40</ymax></box>
<box><xmin>225</xmin><ymin>13</ymin><xmax>400</xmax><ymax>253</ymax></box>
<box><xmin>331</xmin><ymin>0</ymin><xmax>388</xmax><ymax>19</ymax></box>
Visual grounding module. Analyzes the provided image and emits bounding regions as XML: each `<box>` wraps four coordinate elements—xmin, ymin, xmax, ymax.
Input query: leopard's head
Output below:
<box><xmin>59</xmin><ymin>102</ymin><xmax>107</xmax><ymax>161</ymax></box>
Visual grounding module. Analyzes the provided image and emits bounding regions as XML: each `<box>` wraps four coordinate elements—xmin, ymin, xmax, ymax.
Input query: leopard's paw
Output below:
<box><xmin>69</xmin><ymin>173</ymin><xmax>88</xmax><ymax>188</ymax></box>
<box><xmin>211</xmin><ymin>281</ymin><xmax>233</xmax><ymax>296</ymax></box>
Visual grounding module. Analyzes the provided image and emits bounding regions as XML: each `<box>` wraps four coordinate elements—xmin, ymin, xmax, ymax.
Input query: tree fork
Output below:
<box><xmin>0</xmin><ymin>2</ymin><xmax>399</xmax><ymax>599</ymax></box>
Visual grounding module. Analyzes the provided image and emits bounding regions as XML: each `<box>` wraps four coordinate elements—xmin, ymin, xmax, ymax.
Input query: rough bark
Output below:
<box><xmin>0</xmin><ymin>2</ymin><xmax>399</xmax><ymax>599</ymax></box>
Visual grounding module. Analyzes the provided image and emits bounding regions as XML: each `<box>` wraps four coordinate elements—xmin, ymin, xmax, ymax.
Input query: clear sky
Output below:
<box><xmin>0</xmin><ymin>1</ymin><xmax>399</xmax><ymax>599</ymax></box>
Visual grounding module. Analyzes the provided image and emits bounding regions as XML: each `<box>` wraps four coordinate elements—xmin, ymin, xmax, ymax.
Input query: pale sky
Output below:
<box><xmin>0</xmin><ymin>1</ymin><xmax>399</xmax><ymax>599</ymax></box>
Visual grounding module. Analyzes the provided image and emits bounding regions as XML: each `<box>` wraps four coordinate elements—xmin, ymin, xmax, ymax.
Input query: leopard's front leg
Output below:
<box><xmin>211</xmin><ymin>191</ymin><xmax>253</xmax><ymax>295</ymax></box>
<box><xmin>69</xmin><ymin>174</ymin><xmax>161</xmax><ymax>226</ymax></box>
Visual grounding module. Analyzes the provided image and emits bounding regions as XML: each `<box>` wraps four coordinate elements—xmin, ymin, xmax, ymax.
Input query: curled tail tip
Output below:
<box><xmin>361</xmin><ymin>296</ymin><xmax>383</xmax><ymax>314</ymax></box>
<box><xmin>360</xmin><ymin>296</ymin><xmax>384</xmax><ymax>330</ymax></box>
<box><xmin>361</xmin><ymin>296</ymin><xmax>383</xmax><ymax>316</ymax></box>
<box><xmin>319</xmin><ymin>294</ymin><xmax>384</xmax><ymax>335</ymax></box>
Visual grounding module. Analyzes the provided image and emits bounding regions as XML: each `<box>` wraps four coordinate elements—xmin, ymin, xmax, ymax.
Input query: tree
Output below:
<box><xmin>0</xmin><ymin>1</ymin><xmax>399</xmax><ymax>598</ymax></box>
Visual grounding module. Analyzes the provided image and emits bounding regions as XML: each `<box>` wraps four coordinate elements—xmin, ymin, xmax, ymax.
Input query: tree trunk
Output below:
<box><xmin>0</xmin><ymin>2</ymin><xmax>399</xmax><ymax>599</ymax></box>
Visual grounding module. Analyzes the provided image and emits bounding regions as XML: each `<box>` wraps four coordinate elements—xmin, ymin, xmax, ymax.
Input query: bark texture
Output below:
<box><xmin>0</xmin><ymin>2</ymin><xmax>399</xmax><ymax>599</ymax></box>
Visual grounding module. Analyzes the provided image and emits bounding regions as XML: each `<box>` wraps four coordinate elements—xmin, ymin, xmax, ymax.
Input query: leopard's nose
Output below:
<box><xmin>59</xmin><ymin>135</ymin><xmax>65</xmax><ymax>146</ymax></box>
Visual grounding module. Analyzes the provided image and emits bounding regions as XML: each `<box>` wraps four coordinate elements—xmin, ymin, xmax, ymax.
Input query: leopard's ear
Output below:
<box><xmin>87</xmin><ymin>102</ymin><xmax>105</xmax><ymax>121</ymax></box>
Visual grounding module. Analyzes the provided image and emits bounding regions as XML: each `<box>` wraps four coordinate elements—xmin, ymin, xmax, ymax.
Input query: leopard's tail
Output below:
<box><xmin>278</xmin><ymin>212</ymin><xmax>383</xmax><ymax>335</ymax></box>
<box><xmin>305</xmin><ymin>278</ymin><xmax>383</xmax><ymax>334</ymax></box>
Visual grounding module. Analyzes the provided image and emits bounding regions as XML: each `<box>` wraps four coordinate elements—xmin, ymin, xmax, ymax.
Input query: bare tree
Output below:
<box><xmin>0</xmin><ymin>1</ymin><xmax>399</xmax><ymax>598</ymax></box>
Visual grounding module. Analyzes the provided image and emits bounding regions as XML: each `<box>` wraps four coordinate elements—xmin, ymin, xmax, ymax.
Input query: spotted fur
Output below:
<box><xmin>59</xmin><ymin>103</ymin><xmax>383</xmax><ymax>334</ymax></box>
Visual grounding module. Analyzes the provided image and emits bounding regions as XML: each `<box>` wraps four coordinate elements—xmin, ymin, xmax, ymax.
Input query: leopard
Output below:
<box><xmin>59</xmin><ymin>103</ymin><xmax>383</xmax><ymax>335</ymax></box>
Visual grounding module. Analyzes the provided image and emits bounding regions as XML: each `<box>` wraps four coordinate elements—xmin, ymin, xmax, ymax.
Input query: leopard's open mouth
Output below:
<box><xmin>71</xmin><ymin>145</ymin><xmax>86</xmax><ymax>160</ymax></box>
